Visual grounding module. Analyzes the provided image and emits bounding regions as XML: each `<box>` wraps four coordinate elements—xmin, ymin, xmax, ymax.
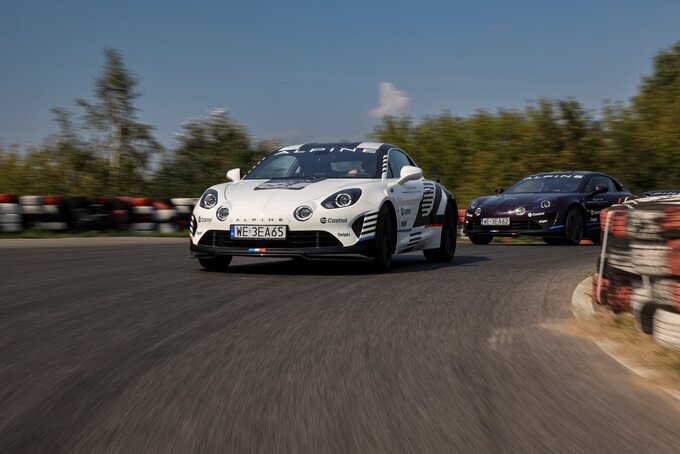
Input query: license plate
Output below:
<box><xmin>230</xmin><ymin>225</ymin><xmax>286</xmax><ymax>240</ymax></box>
<box><xmin>481</xmin><ymin>217</ymin><xmax>510</xmax><ymax>226</ymax></box>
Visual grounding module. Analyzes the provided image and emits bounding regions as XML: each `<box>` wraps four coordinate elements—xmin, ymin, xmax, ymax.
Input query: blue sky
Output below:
<box><xmin>1</xmin><ymin>0</ymin><xmax>679</xmax><ymax>150</ymax></box>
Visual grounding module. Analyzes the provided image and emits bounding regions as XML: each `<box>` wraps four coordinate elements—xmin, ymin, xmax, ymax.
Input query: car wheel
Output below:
<box><xmin>198</xmin><ymin>255</ymin><xmax>233</xmax><ymax>271</ymax></box>
<box><xmin>564</xmin><ymin>208</ymin><xmax>585</xmax><ymax>245</ymax></box>
<box><xmin>469</xmin><ymin>234</ymin><xmax>493</xmax><ymax>245</ymax></box>
<box><xmin>371</xmin><ymin>205</ymin><xmax>395</xmax><ymax>272</ymax></box>
<box><xmin>543</xmin><ymin>237</ymin><xmax>565</xmax><ymax>245</ymax></box>
<box><xmin>424</xmin><ymin>203</ymin><xmax>457</xmax><ymax>262</ymax></box>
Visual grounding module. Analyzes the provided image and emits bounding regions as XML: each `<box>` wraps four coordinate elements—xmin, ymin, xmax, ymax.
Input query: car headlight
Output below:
<box><xmin>540</xmin><ymin>200</ymin><xmax>551</xmax><ymax>209</ymax></box>
<box><xmin>321</xmin><ymin>189</ymin><xmax>362</xmax><ymax>209</ymax></box>
<box><xmin>199</xmin><ymin>189</ymin><xmax>218</xmax><ymax>209</ymax></box>
<box><xmin>474</xmin><ymin>207</ymin><xmax>481</xmax><ymax>216</ymax></box>
<box><xmin>469</xmin><ymin>199</ymin><xmax>479</xmax><ymax>209</ymax></box>
<box><xmin>216</xmin><ymin>206</ymin><xmax>230</xmax><ymax>221</ymax></box>
<box><xmin>294</xmin><ymin>205</ymin><xmax>313</xmax><ymax>221</ymax></box>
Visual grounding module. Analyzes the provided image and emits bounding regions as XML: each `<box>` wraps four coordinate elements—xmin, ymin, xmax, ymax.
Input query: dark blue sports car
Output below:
<box><xmin>463</xmin><ymin>171</ymin><xmax>631</xmax><ymax>245</ymax></box>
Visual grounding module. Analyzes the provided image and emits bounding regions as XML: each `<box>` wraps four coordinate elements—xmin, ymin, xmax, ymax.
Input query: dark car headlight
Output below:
<box><xmin>322</xmin><ymin>189</ymin><xmax>362</xmax><ymax>209</ymax></box>
<box><xmin>199</xmin><ymin>189</ymin><xmax>218</xmax><ymax>209</ymax></box>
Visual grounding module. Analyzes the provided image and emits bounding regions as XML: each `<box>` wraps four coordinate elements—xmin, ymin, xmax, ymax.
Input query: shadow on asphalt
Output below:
<box><xmin>200</xmin><ymin>254</ymin><xmax>490</xmax><ymax>276</ymax></box>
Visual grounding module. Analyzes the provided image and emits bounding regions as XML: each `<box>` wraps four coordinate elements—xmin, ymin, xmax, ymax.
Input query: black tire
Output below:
<box><xmin>198</xmin><ymin>255</ymin><xmax>233</xmax><ymax>271</ymax></box>
<box><xmin>543</xmin><ymin>237</ymin><xmax>565</xmax><ymax>245</ymax></box>
<box><xmin>371</xmin><ymin>205</ymin><xmax>395</xmax><ymax>272</ymax></box>
<box><xmin>469</xmin><ymin>234</ymin><xmax>492</xmax><ymax>245</ymax></box>
<box><xmin>424</xmin><ymin>203</ymin><xmax>457</xmax><ymax>262</ymax></box>
<box><xmin>564</xmin><ymin>208</ymin><xmax>585</xmax><ymax>245</ymax></box>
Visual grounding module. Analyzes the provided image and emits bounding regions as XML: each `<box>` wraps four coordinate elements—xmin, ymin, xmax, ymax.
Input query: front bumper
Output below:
<box><xmin>190</xmin><ymin>230</ymin><xmax>374</xmax><ymax>260</ymax></box>
<box><xmin>463</xmin><ymin>211</ymin><xmax>563</xmax><ymax>237</ymax></box>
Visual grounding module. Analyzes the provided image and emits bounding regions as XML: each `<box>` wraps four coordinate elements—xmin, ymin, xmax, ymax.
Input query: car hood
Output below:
<box><xmin>477</xmin><ymin>193</ymin><xmax>569</xmax><ymax>211</ymax></box>
<box><xmin>224</xmin><ymin>178</ymin><xmax>377</xmax><ymax>205</ymax></box>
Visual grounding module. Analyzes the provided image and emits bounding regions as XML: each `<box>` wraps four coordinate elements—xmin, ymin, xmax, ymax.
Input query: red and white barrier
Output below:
<box><xmin>0</xmin><ymin>194</ymin><xmax>23</xmax><ymax>232</ymax></box>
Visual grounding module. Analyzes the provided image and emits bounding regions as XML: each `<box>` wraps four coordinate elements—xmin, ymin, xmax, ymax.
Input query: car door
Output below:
<box><xmin>387</xmin><ymin>149</ymin><xmax>424</xmax><ymax>250</ymax></box>
<box><xmin>583</xmin><ymin>175</ymin><xmax>620</xmax><ymax>228</ymax></box>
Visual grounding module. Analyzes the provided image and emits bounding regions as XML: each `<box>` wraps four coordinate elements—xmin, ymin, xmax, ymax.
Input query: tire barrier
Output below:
<box><xmin>596</xmin><ymin>194</ymin><xmax>680</xmax><ymax>349</ymax></box>
<box><xmin>0</xmin><ymin>194</ymin><xmax>23</xmax><ymax>232</ymax></box>
<box><xmin>127</xmin><ymin>197</ymin><xmax>158</xmax><ymax>233</ymax></box>
<box><xmin>0</xmin><ymin>195</ymin><xmax>197</xmax><ymax>234</ymax></box>
<box><xmin>39</xmin><ymin>196</ymin><xmax>69</xmax><ymax>231</ymax></box>
<box><xmin>153</xmin><ymin>200</ymin><xmax>179</xmax><ymax>233</ymax></box>
<box><xmin>457</xmin><ymin>209</ymin><xmax>466</xmax><ymax>237</ymax></box>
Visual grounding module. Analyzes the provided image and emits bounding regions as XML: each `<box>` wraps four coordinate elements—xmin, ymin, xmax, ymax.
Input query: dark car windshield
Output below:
<box><xmin>505</xmin><ymin>174</ymin><xmax>584</xmax><ymax>194</ymax></box>
<box><xmin>244</xmin><ymin>148</ymin><xmax>380</xmax><ymax>179</ymax></box>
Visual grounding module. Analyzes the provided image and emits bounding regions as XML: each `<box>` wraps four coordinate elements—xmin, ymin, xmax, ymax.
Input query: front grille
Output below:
<box><xmin>472</xmin><ymin>220</ymin><xmax>543</xmax><ymax>231</ymax></box>
<box><xmin>198</xmin><ymin>229</ymin><xmax>343</xmax><ymax>248</ymax></box>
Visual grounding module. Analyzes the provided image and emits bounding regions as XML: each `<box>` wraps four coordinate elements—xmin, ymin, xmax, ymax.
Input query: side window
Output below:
<box><xmin>586</xmin><ymin>175</ymin><xmax>616</xmax><ymax>192</ymax></box>
<box><xmin>387</xmin><ymin>150</ymin><xmax>411</xmax><ymax>178</ymax></box>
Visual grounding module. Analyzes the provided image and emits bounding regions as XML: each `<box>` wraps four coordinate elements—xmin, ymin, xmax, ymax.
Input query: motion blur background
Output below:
<box><xmin>1</xmin><ymin>0</ymin><xmax>679</xmax><ymax>204</ymax></box>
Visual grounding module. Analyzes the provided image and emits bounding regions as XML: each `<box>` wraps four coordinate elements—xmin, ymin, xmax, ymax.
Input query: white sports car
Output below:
<box><xmin>189</xmin><ymin>142</ymin><xmax>458</xmax><ymax>271</ymax></box>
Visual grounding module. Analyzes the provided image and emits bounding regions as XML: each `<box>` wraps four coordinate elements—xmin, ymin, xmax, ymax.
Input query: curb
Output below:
<box><xmin>571</xmin><ymin>276</ymin><xmax>596</xmax><ymax>318</ymax></box>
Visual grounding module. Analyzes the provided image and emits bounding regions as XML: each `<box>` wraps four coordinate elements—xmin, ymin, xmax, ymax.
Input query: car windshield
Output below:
<box><xmin>244</xmin><ymin>148</ymin><xmax>380</xmax><ymax>179</ymax></box>
<box><xmin>505</xmin><ymin>174</ymin><xmax>583</xmax><ymax>193</ymax></box>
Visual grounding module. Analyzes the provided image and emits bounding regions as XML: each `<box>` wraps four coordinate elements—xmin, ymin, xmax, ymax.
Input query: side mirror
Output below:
<box><xmin>396</xmin><ymin>166</ymin><xmax>423</xmax><ymax>185</ymax></box>
<box><xmin>226</xmin><ymin>168</ymin><xmax>241</xmax><ymax>182</ymax></box>
<box><xmin>495</xmin><ymin>187</ymin><xmax>504</xmax><ymax>195</ymax></box>
<box><xmin>589</xmin><ymin>185</ymin><xmax>608</xmax><ymax>197</ymax></box>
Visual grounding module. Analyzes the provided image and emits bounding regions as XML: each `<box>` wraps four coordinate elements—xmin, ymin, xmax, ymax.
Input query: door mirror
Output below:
<box><xmin>589</xmin><ymin>185</ymin><xmax>608</xmax><ymax>197</ymax></box>
<box><xmin>495</xmin><ymin>187</ymin><xmax>504</xmax><ymax>195</ymax></box>
<box><xmin>226</xmin><ymin>168</ymin><xmax>241</xmax><ymax>182</ymax></box>
<box><xmin>396</xmin><ymin>166</ymin><xmax>423</xmax><ymax>185</ymax></box>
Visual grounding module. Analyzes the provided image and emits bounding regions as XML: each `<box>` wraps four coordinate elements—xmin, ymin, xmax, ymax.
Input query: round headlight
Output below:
<box><xmin>515</xmin><ymin>207</ymin><xmax>526</xmax><ymax>216</ymax></box>
<box><xmin>204</xmin><ymin>193</ymin><xmax>217</xmax><ymax>208</ymax></box>
<box><xmin>294</xmin><ymin>205</ymin><xmax>313</xmax><ymax>221</ymax></box>
<box><xmin>540</xmin><ymin>200</ymin><xmax>551</xmax><ymax>209</ymax></box>
<box><xmin>216</xmin><ymin>206</ymin><xmax>230</xmax><ymax>221</ymax></box>
<box><xmin>474</xmin><ymin>207</ymin><xmax>481</xmax><ymax>216</ymax></box>
<box><xmin>335</xmin><ymin>193</ymin><xmax>352</xmax><ymax>207</ymax></box>
<box><xmin>470</xmin><ymin>200</ymin><xmax>478</xmax><ymax>209</ymax></box>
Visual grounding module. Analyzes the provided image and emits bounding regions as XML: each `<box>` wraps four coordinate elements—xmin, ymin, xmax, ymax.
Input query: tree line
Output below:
<box><xmin>1</xmin><ymin>42</ymin><xmax>679</xmax><ymax>205</ymax></box>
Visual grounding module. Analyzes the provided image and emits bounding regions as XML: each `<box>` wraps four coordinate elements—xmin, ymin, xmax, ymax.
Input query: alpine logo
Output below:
<box><xmin>400</xmin><ymin>207</ymin><xmax>411</xmax><ymax>216</ymax></box>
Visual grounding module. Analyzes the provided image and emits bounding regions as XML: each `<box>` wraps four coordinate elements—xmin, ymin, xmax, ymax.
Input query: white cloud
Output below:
<box><xmin>369</xmin><ymin>82</ymin><xmax>410</xmax><ymax>118</ymax></box>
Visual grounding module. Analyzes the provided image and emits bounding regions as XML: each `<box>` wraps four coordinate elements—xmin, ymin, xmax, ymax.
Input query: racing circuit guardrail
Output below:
<box><xmin>594</xmin><ymin>194</ymin><xmax>680</xmax><ymax>349</ymax></box>
<box><xmin>0</xmin><ymin>194</ymin><xmax>197</xmax><ymax>234</ymax></box>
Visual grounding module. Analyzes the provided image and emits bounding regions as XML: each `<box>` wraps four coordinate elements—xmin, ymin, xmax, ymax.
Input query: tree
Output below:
<box><xmin>78</xmin><ymin>48</ymin><xmax>162</xmax><ymax>194</ymax></box>
<box><xmin>152</xmin><ymin>109</ymin><xmax>277</xmax><ymax>197</ymax></box>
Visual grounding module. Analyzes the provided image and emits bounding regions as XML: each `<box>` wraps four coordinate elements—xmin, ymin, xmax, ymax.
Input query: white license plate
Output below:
<box><xmin>481</xmin><ymin>217</ymin><xmax>510</xmax><ymax>226</ymax></box>
<box><xmin>230</xmin><ymin>225</ymin><xmax>286</xmax><ymax>240</ymax></box>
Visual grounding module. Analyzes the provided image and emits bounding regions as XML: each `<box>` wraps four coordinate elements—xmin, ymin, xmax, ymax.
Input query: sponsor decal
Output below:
<box><xmin>523</xmin><ymin>174</ymin><xmax>583</xmax><ymax>180</ymax></box>
<box><xmin>465</xmin><ymin>212</ymin><xmax>473</xmax><ymax>218</ymax></box>
<box><xmin>255</xmin><ymin>179</ymin><xmax>324</xmax><ymax>190</ymax></box>
<box><xmin>589</xmin><ymin>209</ymin><xmax>600</xmax><ymax>215</ymax></box>
<box><xmin>400</xmin><ymin>207</ymin><xmax>411</xmax><ymax>216</ymax></box>
<box><xmin>196</xmin><ymin>231</ymin><xmax>203</xmax><ymax>235</ymax></box>
<box><xmin>233</xmin><ymin>217</ymin><xmax>284</xmax><ymax>222</ymax></box>
<box><xmin>405</xmin><ymin>184</ymin><xmax>418</xmax><ymax>191</ymax></box>
<box><xmin>400</xmin><ymin>221</ymin><xmax>408</xmax><ymax>227</ymax></box>
<box><xmin>337</xmin><ymin>232</ymin><xmax>351</xmax><ymax>237</ymax></box>
<box><xmin>538</xmin><ymin>220</ymin><xmax>548</xmax><ymax>224</ymax></box>
<box><xmin>527</xmin><ymin>212</ymin><xmax>545</xmax><ymax>218</ymax></box>
<box><xmin>275</xmin><ymin>147</ymin><xmax>376</xmax><ymax>155</ymax></box>
<box><xmin>320</xmin><ymin>217</ymin><xmax>347</xmax><ymax>224</ymax></box>
<box><xmin>198</xmin><ymin>216</ymin><xmax>212</xmax><ymax>223</ymax></box>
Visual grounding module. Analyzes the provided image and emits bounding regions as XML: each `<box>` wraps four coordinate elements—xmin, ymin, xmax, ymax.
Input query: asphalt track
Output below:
<box><xmin>1</xmin><ymin>238</ymin><xmax>680</xmax><ymax>453</ymax></box>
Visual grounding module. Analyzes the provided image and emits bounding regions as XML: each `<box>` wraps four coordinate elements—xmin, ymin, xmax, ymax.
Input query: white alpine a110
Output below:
<box><xmin>189</xmin><ymin>142</ymin><xmax>458</xmax><ymax>271</ymax></box>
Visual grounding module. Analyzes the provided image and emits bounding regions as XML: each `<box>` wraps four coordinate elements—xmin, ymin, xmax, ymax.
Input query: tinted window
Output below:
<box><xmin>245</xmin><ymin>148</ymin><xmax>380</xmax><ymax>179</ymax></box>
<box><xmin>387</xmin><ymin>150</ymin><xmax>412</xmax><ymax>178</ymax></box>
<box><xmin>505</xmin><ymin>174</ymin><xmax>583</xmax><ymax>193</ymax></box>
<box><xmin>586</xmin><ymin>175</ymin><xmax>616</xmax><ymax>192</ymax></box>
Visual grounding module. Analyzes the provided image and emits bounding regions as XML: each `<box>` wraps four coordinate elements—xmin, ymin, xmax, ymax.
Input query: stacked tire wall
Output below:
<box><xmin>594</xmin><ymin>194</ymin><xmax>680</xmax><ymax>349</ymax></box>
<box><xmin>0</xmin><ymin>194</ymin><xmax>196</xmax><ymax>234</ymax></box>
